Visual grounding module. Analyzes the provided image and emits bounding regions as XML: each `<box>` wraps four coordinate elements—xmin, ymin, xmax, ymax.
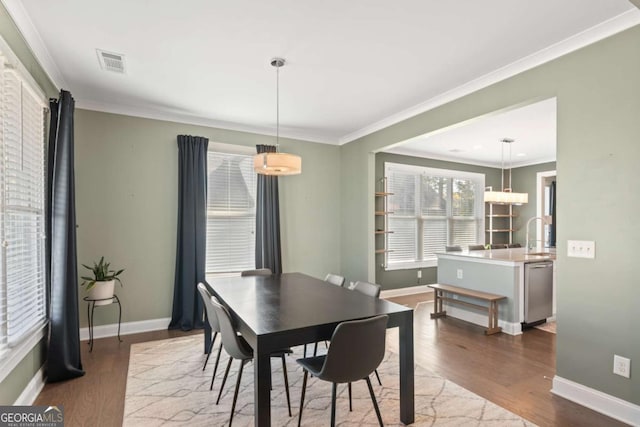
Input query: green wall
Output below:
<box><xmin>374</xmin><ymin>152</ymin><xmax>503</xmax><ymax>290</ymax></box>
<box><xmin>511</xmin><ymin>162</ymin><xmax>556</xmax><ymax>245</ymax></box>
<box><xmin>341</xmin><ymin>26</ymin><xmax>640</xmax><ymax>404</ymax></box>
<box><xmin>0</xmin><ymin>2</ymin><xmax>57</xmax><ymax>405</ymax></box>
<box><xmin>74</xmin><ymin>109</ymin><xmax>342</xmax><ymax>328</ymax></box>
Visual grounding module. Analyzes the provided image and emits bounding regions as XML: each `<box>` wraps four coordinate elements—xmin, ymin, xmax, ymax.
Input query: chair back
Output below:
<box><xmin>209</xmin><ymin>296</ymin><xmax>253</xmax><ymax>360</ymax></box>
<box><xmin>317</xmin><ymin>315</ymin><xmax>388</xmax><ymax>383</ymax></box>
<box><xmin>324</xmin><ymin>273</ymin><xmax>345</xmax><ymax>287</ymax></box>
<box><xmin>445</xmin><ymin>245</ymin><xmax>462</xmax><ymax>252</ymax></box>
<box><xmin>352</xmin><ymin>281</ymin><xmax>381</xmax><ymax>298</ymax></box>
<box><xmin>197</xmin><ymin>283</ymin><xmax>220</xmax><ymax>333</ymax></box>
<box><xmin>468</xmin><ymin>244</ymin><xmax>485</xmax><ymax>251</ymax></box>
<box><xmin>241</xmin><ymin>268</ymin><xmax>272</xmax><ymax>277</ymax></box>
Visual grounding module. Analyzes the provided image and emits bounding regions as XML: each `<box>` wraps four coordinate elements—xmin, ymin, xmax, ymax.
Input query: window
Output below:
<box><xmin>0</xmin><ymin>48</ymin><xmax>47</xmax><ymax>368</ymax></box>
<box><xmin>385</xmin><ymin>163</ymin><xmax>484</xmax><ymax>269</ymax></box>
<box><xmin>206</xmin><ymin>149</ymin><xmax>257</xmax><ymax>274</ymax></box>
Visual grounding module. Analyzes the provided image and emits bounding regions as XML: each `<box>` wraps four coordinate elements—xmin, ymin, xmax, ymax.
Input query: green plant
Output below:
<box><xmin>81</xmin><ymin>257</ymin><xmax>124</xmax><ymax>291</ymax></box>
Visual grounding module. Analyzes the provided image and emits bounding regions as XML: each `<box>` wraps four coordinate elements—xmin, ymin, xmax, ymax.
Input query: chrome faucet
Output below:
<box><xmin>525</xmin><ymin>216</ymin><xmax>549</xmax><ymax>251</ymax></box>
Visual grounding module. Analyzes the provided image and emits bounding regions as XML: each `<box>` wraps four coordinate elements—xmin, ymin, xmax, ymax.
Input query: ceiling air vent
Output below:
<box><xmin>96</xmin><ymin>49</ymin><xmax>126</xmax><ymax>73</ymax></box>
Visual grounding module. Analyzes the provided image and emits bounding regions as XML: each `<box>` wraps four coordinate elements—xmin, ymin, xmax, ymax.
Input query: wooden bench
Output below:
<box><xmin>428</xmin><ymin>283</ymin><xmax>506</xmax><ymax>335</ymax></box>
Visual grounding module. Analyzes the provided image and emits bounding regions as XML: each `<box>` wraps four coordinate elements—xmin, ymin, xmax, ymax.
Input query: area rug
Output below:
<box><xmin>535</xmin><ymin>321</ymin><xmax>556</xmax><ymax>334</ymax></box>
<box><xmin>124</xmin><ymin>335</ymin><xmax>536</xmax><ymax>426</ymax></box>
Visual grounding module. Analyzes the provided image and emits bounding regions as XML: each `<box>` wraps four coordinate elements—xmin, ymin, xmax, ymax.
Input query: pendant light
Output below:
<box><xmin>484</xmin><ymin>138</ymin><xmax>528</xmax><ymax>205</ymax></box>
<box><xmin>253</xmin><ymin>58</ymin><xmax>302</xmax><ymax>176</ymax></box>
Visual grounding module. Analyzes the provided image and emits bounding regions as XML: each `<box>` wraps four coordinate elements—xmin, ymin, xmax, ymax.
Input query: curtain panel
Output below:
<box><xmin>169</xmin><ymin>135</ymin><xmax>208</xmax><ymax>332</ymax></box>
<box><xmin>255</xmin><ymin>145</ymin><xmax>282</xmax><ymax>274</ymax></box>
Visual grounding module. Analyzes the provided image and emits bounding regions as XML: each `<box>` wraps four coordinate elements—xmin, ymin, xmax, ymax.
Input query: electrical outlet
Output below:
<box><xmin>457</xmin><ymin>269</ymin><xmax>463</xmax><ymax>279</ymax></box>
<box><xmin>417</xmin><ymin>270</ymin><xmax>422</xmax><ymax>279</ymax></box>
<box><xmin>567</xmin><ymin>240</ymin><xmax>596</xmax><ymax>259</ymax></box>
<box><xmin>613</xmin><ymin>355</ymin><xmax>631</xmax><ymax>378</ymax></box>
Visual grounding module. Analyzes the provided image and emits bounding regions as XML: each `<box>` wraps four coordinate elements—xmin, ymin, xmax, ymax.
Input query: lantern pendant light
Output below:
<box><xmin>484</xmin><ymin>138</ymin><xmax>528</xmax><ymax>205</ymax></box>
<box><xmin>253</xmin><ymin>58</ymin><xmax>302</xmax><ymax>176</ymax></box>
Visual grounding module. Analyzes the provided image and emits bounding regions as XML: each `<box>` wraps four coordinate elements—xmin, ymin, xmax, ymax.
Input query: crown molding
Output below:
<box><xmin>76</xmin><ymin>99</ymin><xmax>338</xmax><ymax>145</ymax></box>
<box><xmin>1</xmin><ymin>0</ymin><xmax>68</xmax><ymax>89</ymax></box>
<box><xmin>339</xmin><ymin>9</ymin><xmax>640</xmax><ymax>145</ymax></box>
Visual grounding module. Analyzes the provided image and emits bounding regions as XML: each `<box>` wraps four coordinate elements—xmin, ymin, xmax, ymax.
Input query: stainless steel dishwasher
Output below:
<box><xmin>523</xmin><ymin>261</ymin><xmax>553</xmax><ymax>327</ymax></box>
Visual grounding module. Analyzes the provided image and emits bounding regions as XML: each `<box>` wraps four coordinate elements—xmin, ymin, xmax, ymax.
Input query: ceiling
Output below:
<box><xmin>5</xmin><ymin>1</ymin><xmax>639</xmax><ymax>144</ymax></box>
<box><xmin>385</xmin><ymin>98</ymin><xmax>557</xmax><ymax>168</ymax></box>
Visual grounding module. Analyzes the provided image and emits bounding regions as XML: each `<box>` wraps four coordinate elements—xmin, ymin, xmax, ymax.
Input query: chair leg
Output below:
<box><xmin>330</xmin><ymin>382</ymin><xmax>337</xmax><ymax>427</ymax></box>
<box><xmin>216</xmin><ymin>357</ymin><xmax>233</xmax><ymax>403</ymax></box>
<box><xmin>210</xmin><ymin>343</ymin><xmax>224</xmax><ymax>391</ymax></box>
<box><xmin>348</xmin><ymin>382</ymin><xmax>352</xmax><ymax>411</ymax></box>
<box><xmin>203</xmin><ymin>332</ymin><xmax>217</xmax><ymax>371</ymax></box>
<box><xmin>229</xmin><ymin>359</ymin><xmax>245</xmax><ymax>427</ymax></box>
<box><xmin>297</xmin><ymin>370</ymin><xmax>308</xmax><ymax>427</ymax></box>
<box><xmin>374</xmin><ymin>369</ymin><xmax>382</xmax><ymax>386</ymax></box>
<box><xmin>281</xmin><ymin>355</ymin><xmax>292</xmax><ymax>417</ymax></box>
<box><xmin>365</xmin><ymin>376</ymin><xmax>384</xmax><ymax>427</ymax></box>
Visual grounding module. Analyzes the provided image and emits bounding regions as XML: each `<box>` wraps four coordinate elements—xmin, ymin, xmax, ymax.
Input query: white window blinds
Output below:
<box><xmin>206</xmin><ymin>151</ymin><xmax>257</xmax><ymax>274</ymax></box>
<box><xmin>0</xmin><ymin>53</ymin><xmax>47</xmax><ymax>360</ymax></box>
<box><xmin>385</xmin><ymin>163</ymin><xmax>484</xmax><ymax>269</ymax></box>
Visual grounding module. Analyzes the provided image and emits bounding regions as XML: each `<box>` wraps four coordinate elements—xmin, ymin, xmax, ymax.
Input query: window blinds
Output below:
<box><xmin>205</xmin><ymin>151</ymin><xmax>257</xmax><ymax>274</ymax></box>
<box><xmin>0</xmin><ymin>54</ymin><xmax>47</xmax><ymax>360</ymax></box>
<box><xmin>385</xmin><ymin>163</ymin><xmax>484</xmax><ymax>268</ymax></box>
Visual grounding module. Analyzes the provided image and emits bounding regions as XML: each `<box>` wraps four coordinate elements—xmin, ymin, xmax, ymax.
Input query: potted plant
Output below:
<box><xmin>81</xmin><ymin>257</ymin><xmax>124</xmax><ymax>306</ymax></box>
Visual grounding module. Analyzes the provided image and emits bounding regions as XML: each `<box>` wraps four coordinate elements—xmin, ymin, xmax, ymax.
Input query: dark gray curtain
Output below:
<box><xmin>169</xmin><ymin>135</ymin><xmax>208</xmax><ymax>332</ymax></box>
<box><xmin>255</xmin><ymin>145</ymin><xmax>282</xmax><ymax>274</ymax></box>
<box><xmin>549</xmin><ymin>181</ymin><xmax>556</xmax><ymax>247</ymax></box>
<box><xmin>46</xmin><ymin>90</ymin><xmax>85</xmax><ymax>382</ymax></box>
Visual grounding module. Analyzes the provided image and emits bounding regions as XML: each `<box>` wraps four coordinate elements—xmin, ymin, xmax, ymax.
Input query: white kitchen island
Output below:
<box><xmin>436</xmin><ymin>247</ymin><xmax>556</xmax><ymax>335</ymax></box>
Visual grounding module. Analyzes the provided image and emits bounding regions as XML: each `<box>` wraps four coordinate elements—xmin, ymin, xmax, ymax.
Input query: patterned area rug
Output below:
<box><xmin>124</xmin><ymin>335</ymin><xmax>536</xmax><ymax>426</ymax></box>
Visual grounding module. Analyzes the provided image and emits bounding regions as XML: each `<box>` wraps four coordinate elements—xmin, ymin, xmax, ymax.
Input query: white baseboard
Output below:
<box><xmin>380</xmin><ymin>285</ymin><xmax>433</xmax><ymax>298</ymax></box>
<box><xmin>14</xmin><ymin>366</ymin><xmax>45</xmax><ymax>405</ymax></box>
<box><xmin>445</xmin><ymin>304</ymin><xmax>522</xmax><ymax>335</ymax></box>
<box><xmin>552</xmin><ymin>376</ymin><xmax>640</xmax><ymax>426</ymax></box>
<box><xmin>79</xmin><ymin>317</ymin><xmax>171</xmax><ymax>341</ymax></box>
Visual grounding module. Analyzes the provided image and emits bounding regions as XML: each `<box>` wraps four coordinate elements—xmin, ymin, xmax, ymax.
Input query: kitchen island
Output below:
<box><xmin>436</xmin><ymin>247</ymin><xmax>555</xmax><ymax>335</ymax></box>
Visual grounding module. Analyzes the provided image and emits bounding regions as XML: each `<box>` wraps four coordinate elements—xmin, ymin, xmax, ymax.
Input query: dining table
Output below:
<box><xmin>206</xmin><ymin>272</ymin><xmax>414</xmax><ymax>426</ymax></box>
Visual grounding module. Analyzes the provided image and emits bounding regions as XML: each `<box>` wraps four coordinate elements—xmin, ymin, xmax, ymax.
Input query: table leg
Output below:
<box><xmin>254</xmin><ymin>349</ymin><xmax>271</xmax><ymax>426</ymax></box>
<box><xmin>398</xmin><ymin>310</ymin><xmax>415</xmax><ymax>424</ymax></box>
<box><xmin>89</xmin><ymin>302</ymin><xmax>95</xmax><ymax>352</ymax></box>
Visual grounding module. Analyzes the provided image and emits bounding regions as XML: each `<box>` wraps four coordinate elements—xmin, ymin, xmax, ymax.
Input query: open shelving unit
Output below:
<box><xmin>486</xmin><ymin>202</ymin><xmax>517</xmax><ymax>246</ymax></box>
<box><xmin>375</xmin><ymin>178</ymin><xmax>394</xmax><ymax>265</ymax></box>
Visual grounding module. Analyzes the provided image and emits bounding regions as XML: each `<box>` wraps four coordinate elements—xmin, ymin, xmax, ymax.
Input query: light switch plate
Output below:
<box><xmin>456</xmin><ymin>269</ymin><xmax>463</xmax><ymax>279</ymax></box>
<box><xmin>567</xmin><ymin>240</ymin><xmax>595</xmax><ymax>259</ymax></box>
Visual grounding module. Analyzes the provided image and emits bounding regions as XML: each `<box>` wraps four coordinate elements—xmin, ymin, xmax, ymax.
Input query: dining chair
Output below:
<box><xmin>197</xmin><ymin>283</ymin><xmax>224</xmax><ymax>391</ymax></box>
<box><xmin>240</xmin><ymin>268</ymin><xmax>273</xmax><ymax>276</ymax></box>
<box><xmin>307</xmin><ymin>273</ymin><xmax>347</xmax><ymax>356</ymax></box>
<box><xmin>351</xmin><ymin>281</ymin><xmax>382</xmax><ymax>388</ymax></box>
<box><xmin>209</xmin><ymin>295</ymin><xmax>292</xmax><ymax>425</ymax></box>
<box><xmin>445</xmin><ymin>245</ymin><xmax>462</xmax><ymax>252</ymax></box>
<box><xmin>491</xmin><ymin>243</ymin><xmax>508</xmax><ymax>249</ymax></box>
<box><xmin>468</xmin><ymin>244</ymin><xmax>486</xmax><ymax>251</ymax></box>
<box><xmin>324</xmin><ymin>273</ymin><xmax>345</xmax><ymax>287</ymax></box>
<box><xmin>508</xmin><ymin>243</ymin><xmax>522</xmax><ymax>248</ymax></box>
<box><xmin>297</xmin><ymin>315</ymin><xmax>388</xmax><ymax>427</ymax></box>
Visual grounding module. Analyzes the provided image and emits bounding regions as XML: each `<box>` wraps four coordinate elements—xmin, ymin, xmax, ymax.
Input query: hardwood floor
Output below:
<box><xmin>34</xmin><ymin>293</ymin><xmax>625</xmax><ymax>426</ymax></box>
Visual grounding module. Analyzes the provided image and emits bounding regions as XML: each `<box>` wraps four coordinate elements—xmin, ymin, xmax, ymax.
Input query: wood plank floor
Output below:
<box><xmin>34</xmin><ymin>293</ymin><xmax>626</xmax><ymax>426</ymax></box>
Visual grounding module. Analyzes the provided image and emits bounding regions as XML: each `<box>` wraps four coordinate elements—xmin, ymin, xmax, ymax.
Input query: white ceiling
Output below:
<box><xmin>385</xmin><ymin>98</ymin><xmax>557</xmax><ymax>168</ymax></box>
<box><xmin>4</xmin><ymin>1</ymin><xmax>639</xmax><ymax>144</ymax></box>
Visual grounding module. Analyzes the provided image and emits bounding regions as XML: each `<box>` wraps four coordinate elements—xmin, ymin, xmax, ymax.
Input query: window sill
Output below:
<box><xmin>0</xmin><ymin>321</ymin><xmax>47</xmax><ymax>384</ymax></box>
<box><xmin>384</xmin><ymin>260</ymin><xmax>437</xmax><ymax>271</ymax></box>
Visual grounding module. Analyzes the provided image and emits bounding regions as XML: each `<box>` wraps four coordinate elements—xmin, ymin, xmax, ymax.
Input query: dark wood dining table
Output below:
<box><xmin>206</xmin><ymin>272</ymin><xmax>414</xmax><ymax>426</ymax></box>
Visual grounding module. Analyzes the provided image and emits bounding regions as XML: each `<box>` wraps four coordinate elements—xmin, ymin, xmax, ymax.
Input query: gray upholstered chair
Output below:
<box><xmin>324</xmin><ymin>273</ymin><xmax>346</xmax><ymax>287</ymax></box>
<box><xmin>468</xmin><ymin>244</ymin><xmax>486</xmax><ymax>251</ymax></box>
<box><xmin>240</xmin><ymin>268</ymin><xmax>272</xmax><ymax>276</ymax></box>
<box><xmin>491</xmin><ymin>243</ymin><xmax>508</xmax><ymax>249</ymax></box>
<box><xmin>209</xmin><ymin>295</ymin><xmax>292</xmax><ymax>424</ymax></box>
<box><xmin>445</xmin><ymin>245</ymin><xmax>462</xmax><ymax>252</ymax></box>
<box><xmin>508</xmin><ymin>243</ymin><xmax>522</xmax><ymax>248</ymax></box>
<box><xmin>296</xmin><ymin>315</ymin><xmax>388</xmax><ymax>427</ymax></box>
<box><xmin>197</xmin><ymin>283</ymin><xmax>224</xmax><ymax>391</ymax></box>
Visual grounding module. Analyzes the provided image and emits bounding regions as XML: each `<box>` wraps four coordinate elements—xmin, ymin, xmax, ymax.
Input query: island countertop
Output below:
<box><xmin>436</xmin><ymin>247</ymin><xmax>556</xmax><ymax>266</ymax></box>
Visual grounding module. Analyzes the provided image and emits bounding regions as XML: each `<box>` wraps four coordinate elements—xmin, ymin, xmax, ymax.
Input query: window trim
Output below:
<box><xmin>384</xmin><ymin>162</ymin><xmax>485</xmax><ymax>271</ymax></box>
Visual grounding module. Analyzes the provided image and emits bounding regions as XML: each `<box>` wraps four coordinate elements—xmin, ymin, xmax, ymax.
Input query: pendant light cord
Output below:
<box><xmin>276</xmin><ymin>63</ymin><xmax>280</xmax><ymax>152</ymax></box>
